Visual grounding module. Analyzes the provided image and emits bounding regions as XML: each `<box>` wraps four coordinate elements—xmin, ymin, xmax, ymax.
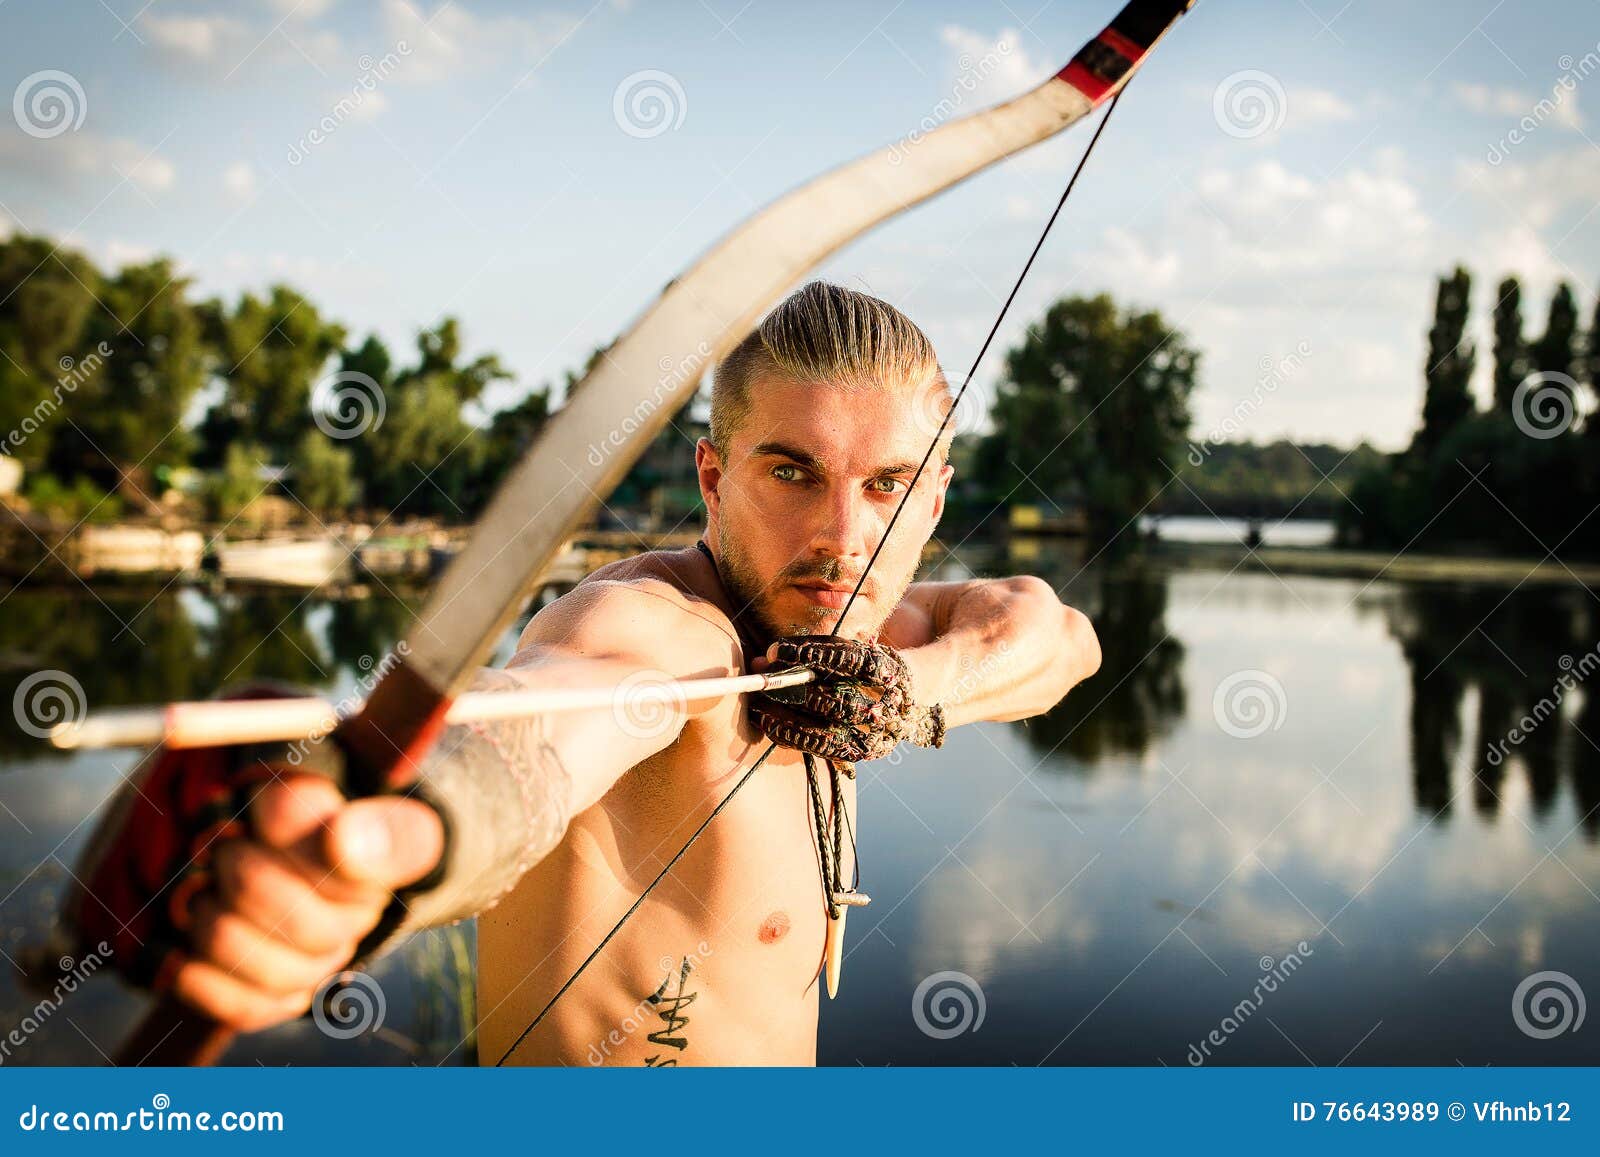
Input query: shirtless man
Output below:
<box><xmin>147</xmin><ymin>282</ymin><xmax>1102</xmax><ymax>1065</ymax></box>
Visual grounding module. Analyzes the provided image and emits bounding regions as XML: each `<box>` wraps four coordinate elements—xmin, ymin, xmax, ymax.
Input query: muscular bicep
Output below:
<box><xmin>495</xmin><ymin>580</ymin><xmax>741</xmax><ymax>814</ymax></box>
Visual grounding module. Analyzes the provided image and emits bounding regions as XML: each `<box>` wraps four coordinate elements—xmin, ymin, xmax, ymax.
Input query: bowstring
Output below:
<box><xmin>494</xmin><ymin>86</ymin><xmax>1127</xmax><ymax>1066</ymax></box>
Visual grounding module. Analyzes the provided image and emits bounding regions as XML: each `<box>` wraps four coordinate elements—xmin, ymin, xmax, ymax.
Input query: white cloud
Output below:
<box><xmin>1453</xmin><ymin>79</ymin><xmax>1582</xmax><ymax>131</ymax></box>
<box><xmin>141</xmin><ymin>13</ymin><xmax>250</xmax><ymax>62</ymax></box>
<box><xmin>1293</xmin><ymin>88</ymin><xmax>1357</xmax><ymax>126</ymax></box>
<box><xmin>102</xmin><ymin>239</ymin><xmax>159</xmax><ymax>269</ymax></box>
<box><xmin>378</xmin><ymin>0</ymin><xmax>579</xmax><ymax>84</ymax></box>
<box><xmin>938</xmin><ymin>25</ymin><xmax>1043</xmax><ymax>99</ymax></box>
<box><xmin>223</xmin><ymin>161</ymin><xmax>258</xmax><ymax>201</ymax></box>
<box><xmin>1453</xmin><ymin>82</ymin><xmax>1530</xmax><ymax>117</ymax></box>
<box><xmin>1461</xmin><ymin>145</ymin><xmax>1600</xmax><ymax>230</ymax></box>
<box><xmin>261</xmin><ymin>0</ymin><xmax>335</xmax><ymax>19</ymax></box>
<box><xmin>139</xmin><ymin>10</ymin><xmax>343</xmax><ymax>77</ymax></box>
<box><xmin>0</xmin><ymin>132</ymin><xmax>176</xmax><ymax>195</ymax></box>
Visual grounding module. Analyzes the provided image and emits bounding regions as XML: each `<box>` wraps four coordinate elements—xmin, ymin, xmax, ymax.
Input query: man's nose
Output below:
<box><xmin>809</xmin><ymin>482</ymin><xmax>871</xmax><ymax>561</ymax></box>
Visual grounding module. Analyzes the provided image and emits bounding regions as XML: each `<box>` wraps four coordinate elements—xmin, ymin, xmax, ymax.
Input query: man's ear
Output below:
<box><xmin>928</xmin><ymin>460</ymin><xmax>954</xmax><ymax>528</ymax></box>
<box><xmin>695</xmin><ymin>438</ymin><xmax>723</xmax><ymax>519</ymax></box>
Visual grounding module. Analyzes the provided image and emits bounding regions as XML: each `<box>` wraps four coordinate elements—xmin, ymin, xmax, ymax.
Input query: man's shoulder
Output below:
<box><xmin>533</xmin><ymin>547</ymin><xmax>739</xmax><ymax>657</ymax></box>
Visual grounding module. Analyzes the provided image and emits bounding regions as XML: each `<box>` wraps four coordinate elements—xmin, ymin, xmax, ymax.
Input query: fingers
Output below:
<box><xmin>750</xmin><ymin>699</ymin><xmax>869</xmax><ymax>762</ymax></box>
<box><xmin>325</xmin><ymin>797</ymin><xmax>445</xmax><ymax>891</ymax></box>
<box><xmin>188</xmin><ymin>896</ymin><xmax>353</xmax><ymax>997</ymax></box>
<box><xmin>769</xmin><ymin>635</ymin><xmax>905</xmax><ymax>684</ymax></box>
<box><xmin>212</xmin><ymin>838</ymin><xmax>382</xmax><ymax>955</ymax></box>
<box><xmin>168</xmin><ymin>953</ymin><xmax>318</xmax><ymax>1034</ymax></box>
<box><xmin>163</xmin><ymin>774</ymin><xmax>445</xmax><ymax>1037</ymax></box>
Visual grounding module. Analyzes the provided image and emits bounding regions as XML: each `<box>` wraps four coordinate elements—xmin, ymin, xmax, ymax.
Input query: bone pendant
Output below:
<box><xmin>824</xmin><ymin>909</ymin><xmax>847</xmax><ymax>998</ymax></box>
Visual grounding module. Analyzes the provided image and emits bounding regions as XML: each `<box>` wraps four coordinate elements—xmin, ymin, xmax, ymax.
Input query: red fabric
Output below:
<box><xmin>63</xmin><ymin>684</ymin><xmax>300</xmax><ymax>989</ymax></box>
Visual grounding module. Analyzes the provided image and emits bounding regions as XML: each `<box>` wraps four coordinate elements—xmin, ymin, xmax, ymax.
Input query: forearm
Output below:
<box><xmin>359</xmin><ymin>653</ymin><xmax>686</xmax><ymax>953</ymax></box>
<box><xmin>900</xmin><ymin>576</ymin><xmax>1101</xmax><ymax>728</ymax></box>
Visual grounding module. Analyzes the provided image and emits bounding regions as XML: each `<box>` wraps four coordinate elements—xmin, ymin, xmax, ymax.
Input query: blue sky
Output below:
<box><xmin>2</xmin><ymin>0</ymin><xmax>1597</xmax><ymax>451</ymax></box>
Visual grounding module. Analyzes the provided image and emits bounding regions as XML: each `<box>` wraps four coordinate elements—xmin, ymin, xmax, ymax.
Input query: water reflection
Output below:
<box><xmin>1</xmin><ymin>550</ymin><xmax>1597</xmax><ymax>1065</ymax></box>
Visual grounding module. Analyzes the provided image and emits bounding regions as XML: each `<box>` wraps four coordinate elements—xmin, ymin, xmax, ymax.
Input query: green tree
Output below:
<box><xmin>1587</xmin><ymin>289</ymin><xmax>1600</xmax><ymax>440</ymax></box>
<box><xmin>0</xmin><ymin>236</ymin><xmax>102</xmax><ymax>469</ymax></box>
<box><xmin>288</xmin><ymin>429</ymin><xmax>358</xmax><ymax>516</ymax></box>
<box><xmin>1413</xmin><ymin>266</ymin><xmax>1475</xmax><ymax>459</ymax></box>
<box><xmin>355</xmin><ymin>320</ymin><xmax>510</xmax><ymax>517</ymax></box>
<box><xmin>208</xmin><ymin>441</ymin><xmax>267</xmax><ymax>521</ymax></box>
<box><xmin>45</xmin><ymin>258</ymin><xmax>209</xmax><ymax>509</ymax></box>
<box><xmin>974</xmin><ymin>294</ymin><xmax>1198</xmax><ymax>544</ymax></box>
<box><xmin>198</xmin><ymin>286</ymin><xmax>347</xmax><ymax>462</ymax></box>
<box><xmin>1528</xmin><ymin>281</ymin><xmax>1579</xmax><ymax>434</ymax></box>
<box><xmin>1491</xmin><ymin>275</ymin><xmax>1526</xmax><ymax>413</ymax></box>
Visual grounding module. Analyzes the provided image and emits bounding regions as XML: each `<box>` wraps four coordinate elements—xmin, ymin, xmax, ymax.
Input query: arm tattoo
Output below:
<box><xmin>642</xmin><ymin>956</ymin><xmax>699</xmax><ymax>1067</ymax></box>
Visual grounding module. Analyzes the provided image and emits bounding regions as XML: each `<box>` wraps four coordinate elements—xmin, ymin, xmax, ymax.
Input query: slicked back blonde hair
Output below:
<box><xmin>709</xmin><ymin>281</ymin><xmax>950</xmax><ymax>456</ymax></box>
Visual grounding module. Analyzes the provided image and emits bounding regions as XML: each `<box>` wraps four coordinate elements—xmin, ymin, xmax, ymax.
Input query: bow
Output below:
<box><xmin>108</xmin><ymin>0</ymin><xmax>1195</xmax><ymax>1066</ymax></box>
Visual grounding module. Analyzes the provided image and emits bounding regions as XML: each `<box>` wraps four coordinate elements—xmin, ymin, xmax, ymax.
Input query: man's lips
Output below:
<box><xmin>791</xmin><ymin>580</ymin><xmax>860</xmax><ymax>609</ymax></box>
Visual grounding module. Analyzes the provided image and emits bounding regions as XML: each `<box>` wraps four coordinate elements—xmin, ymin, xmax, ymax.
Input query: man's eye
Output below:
<box><xmin>869</xmin><ymin>477</ymin><xmax>906</xmax><ymax>493</ymax></box>
<box><xmin>772</xmin><ymin>464</ymin><xmax>803</xmax><ymax>482</ymax></box>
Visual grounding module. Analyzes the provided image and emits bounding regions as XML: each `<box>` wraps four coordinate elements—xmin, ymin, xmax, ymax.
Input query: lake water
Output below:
<box><xmin>2</xmin><ymin>541</ymin><xmax>1596</xmax><ymax>1066</ymax></box>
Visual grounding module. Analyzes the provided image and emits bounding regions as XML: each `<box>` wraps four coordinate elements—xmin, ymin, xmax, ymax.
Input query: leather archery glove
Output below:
<box><xmin>750</xmin><ymin>635</ymin><xmax>945</xmax><ymax>763</ymax></box>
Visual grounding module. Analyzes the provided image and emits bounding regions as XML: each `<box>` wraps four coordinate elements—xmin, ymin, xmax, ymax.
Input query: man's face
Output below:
<box><xmin>697</xmin><ymin>373</ymin><xmax>953</xmax><ymax>643</ymax></box>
